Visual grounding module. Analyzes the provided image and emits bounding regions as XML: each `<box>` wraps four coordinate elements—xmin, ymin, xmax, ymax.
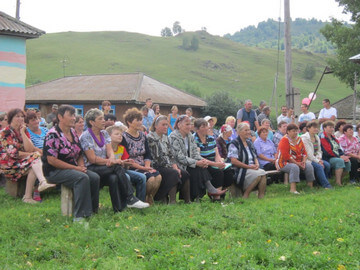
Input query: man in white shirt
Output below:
<box><xmin>277</xmin><ymin>106</ymin><xmax>294</xmax><ymax>124</ymax></box>
<box><xmin>298</xmin><ymin>104</ymin><xmax>315</xmax><ymax>123</ymax></box>
<box><xmin>318</xmin><ymin>99</ymin><xmax>337</xmax><ymax>124</ymax></box>
<box><xmin>145</xmin><ymin>98</ymin><xmax>155</xmax><ymax>118</ymax></box>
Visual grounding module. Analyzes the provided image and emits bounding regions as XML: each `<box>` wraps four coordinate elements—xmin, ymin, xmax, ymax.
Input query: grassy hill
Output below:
<box><xmin>26</xmin><ymin>31</ymin><xmax>352</xmax><ymax>112</ymax></box>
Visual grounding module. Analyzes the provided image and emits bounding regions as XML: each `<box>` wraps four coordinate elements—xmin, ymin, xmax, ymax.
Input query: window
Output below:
<box><xmin>25</xmin><ymin>104</ymin><xmax>39</xmax><ymax>109</ymax></box>
<box><xmin>71</xmin><ymin>105</ymin><xmax>84</xmax><ymax>117</ymax></box>
<box><xmin>98</xmin><ymin>105</ymin><xmax>115</xmax><ymax>115</ymax></box>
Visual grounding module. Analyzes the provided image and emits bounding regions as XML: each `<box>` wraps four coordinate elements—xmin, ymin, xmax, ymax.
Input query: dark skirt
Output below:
<box><xmin>136</xmin><ymin>170</ymin><xmax>160</xmax><ymax>180</ymax></box>
<box><xmin>154</xmin><ymin>167</ymin><xmax>189</xmax><ymax>201</ymax></box>
<box><xmin>186</xmin><ymin>166</ymin><xmax>211</xmax><ymax>200</ymax></box>
<box><xmin>207</xmin><ymin>166</ymin><xmax>234</xmax><ymax>188</ymax></box>
<box><xmin>263</xmin><ymin>162</ymin><xmax>281</xmax><ymax>184</ymax></box>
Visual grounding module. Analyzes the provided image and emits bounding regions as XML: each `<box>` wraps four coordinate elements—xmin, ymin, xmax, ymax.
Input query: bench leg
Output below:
<box><xmin>5</xmin><ymin>178</ymin><xmax>26</xmax><ymax>198</ymax></box>
<box><xmin>284</xmin><ymin>173</ymin><xmax>289</xmax><ymax>185</ymax></box>
<box><xmin>61</xmin><ymin>185</ymin><xmax>74</xmax><ymax>216</ymax></box>
<box><xmin>228</xmin><ymin>183</ymin><xmax>243</xmax><ymax>198</ymax></box>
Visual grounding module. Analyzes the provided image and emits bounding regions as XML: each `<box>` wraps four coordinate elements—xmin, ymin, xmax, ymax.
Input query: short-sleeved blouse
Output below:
<box><xmin>253</xmin><ymin>137</ymin><xmax>276</xmax><ymax>168</ymax></box>
<box><xmin>80</xmin><ymin>129</ymin><xmax>111</xmax><ymax>166</ymax></box>
<box><xmin>122</xmin><ymin>131</ymin><xmax>152</xmax><ymax>166</ymax></box>
<box><xmin>0</xmin><ymin>126</ymin><xmax>40</xmax><ymax>181</ymax></box>
<box><xmin>27</xmin><ymin>126</ymin><xmax>48</xmax><ymax>149</ymax></box>
<box><xmin>42</xmin><ymin>125</ymin><xmax>83</xmax><ymax>176</ymax></box>
<box><xmin>194</xmin><ymin>133</ymin><xmax>216</xmax><ymax>161</ymax></box>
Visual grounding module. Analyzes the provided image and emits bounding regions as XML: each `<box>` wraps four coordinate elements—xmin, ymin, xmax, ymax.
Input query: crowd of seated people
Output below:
<box><xmin>1</xmin><ymin>98</ymin><xmax>359</xmax><ymax>222</ymax></box>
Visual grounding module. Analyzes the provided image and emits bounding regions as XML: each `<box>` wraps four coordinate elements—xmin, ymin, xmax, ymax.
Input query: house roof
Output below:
<box><xmin>0</xmin><ymin>11</ymin><xmax>45</xmax><ymax>38</ymax></box>
<box><xmin>26</xmin><ymin>73</ymin><xmax>207</xmax><ymax>107</ymax></box>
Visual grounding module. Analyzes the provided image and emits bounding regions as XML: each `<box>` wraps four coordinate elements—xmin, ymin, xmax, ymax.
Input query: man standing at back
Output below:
<box><xmin>318</xmin><ymin>98</ymin><xmax>337</xmax><ymax>124</ymax></box>
<box><xmin>237</xmin><ymin>99</ymin><xmax>259</xmax><ymax>132</ymax></box>
<box><xmin>256</xmin><ymin>100</ymin><xmax>267</xmax><ymax>116</ymax></box>
<box><xmin>145</xmin><ymin>98</ymin><xmax>155</xmax><ymax>119</ymax></box>
<box><xmin>298</xmin><ymin>104</ymin><xmax>315</xmax><ymax>124</ymax></box>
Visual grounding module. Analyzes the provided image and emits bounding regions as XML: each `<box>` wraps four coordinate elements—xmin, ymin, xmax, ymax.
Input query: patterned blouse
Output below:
<box><xmin>339</xmin><ymin>134</ymin><xmax>360</xmax><ymax>156</ymax></box>
<box><xmin>0</xmin><ymin>126</ymin><xmax>40</xmax><ymax>181</ymax></box>
<box><xmin>275</xmin><ymin>135</ymin><xmax>307</xmax><ymax>169</ymax></box>
<box><xmin>147</xmin><ymin>131</ymin><xmax>176</xmax><ymax>169</ymax></box>
<box><xmin>42</xmin><ymin>125</ymin><xmax>83</xmax><ymax>176</ymax></box>
<box><xmin>122</xmin><ymin>131</ymin><xmax>152</xmax><ymax>166</ymax></box>
<box><xmin>80</xmin><ymin>129</ymin><xmax>111</xmax><ymax>166</ymax></box>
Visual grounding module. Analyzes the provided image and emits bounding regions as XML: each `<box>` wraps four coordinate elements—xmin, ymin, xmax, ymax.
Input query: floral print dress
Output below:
<box><xmin>0</xmin><ymin>126</ymin><xmax>40</xmax><ymax>181</ymax></box>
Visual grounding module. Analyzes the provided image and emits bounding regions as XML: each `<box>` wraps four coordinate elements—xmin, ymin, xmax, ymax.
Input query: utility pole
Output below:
<box><xmin>284</xmin><ymin>0</ymin><xmax>293</xmax><ymax>108</ymax></box>
<box><xmin>16</xmin><ymin>0</ymin><xmax>20</xmax><ymax>20</ymax></box>
<box><xmin>353</xmin><ymin>72</ymin><xmax>357</xmax><ymax>124</ymax></box>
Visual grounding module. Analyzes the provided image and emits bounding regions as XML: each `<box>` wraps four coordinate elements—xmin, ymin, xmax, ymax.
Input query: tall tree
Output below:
<box><xmin>172</xmin><ymin>21</ymin><xmax>182</xmax><ymax>35</ymax></box>
<box><xmin>161</xmin><ymin>27</ymin><xmax>173</xmax><ymax>37</ymax></box>
<box><xmin>321</xmin><ymin>0</ymin><xmax>360</xmax><ymax>88</ymax></box>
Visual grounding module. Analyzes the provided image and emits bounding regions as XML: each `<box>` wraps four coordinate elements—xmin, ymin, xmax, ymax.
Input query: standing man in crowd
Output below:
<box><xmin>46</xmin><ymin>104</ymin><xmax>58</xmax><ymax>124</ymax></box>
<box><xmin>255</xmin><ymin>100</ymin><xmax>267</xmax><ymax>116</ymax></box>
<box><xmin>298</xmin><ymin>104</ymin><xmax>316</xmax><ymax>124</ymax></box>
<box><xmin>257</xmin><ymin>106</ymin><xmax>273</xmax><ymax>130</ymax></box>
<box><xmin>145</xmin><ymin>98</ymin><xmax>155</xmax><ymax>119</ymax></box>
<box><xmin>277</xmin><ymin>105</ymin><xmax>294</xmax><ymax>124</ymax></box>
<box><xmin>237</xmin><ymin>99</ymin><xmax>259</xmax><ymax>132</ymax></box>
<box><xmin>318</xmin><ymin>98</ymin><xmax>337</xmax><ymax>124</ymax></box>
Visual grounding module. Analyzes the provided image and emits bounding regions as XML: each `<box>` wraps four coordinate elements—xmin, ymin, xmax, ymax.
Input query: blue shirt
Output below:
<box><xmin>27</xmin><ymin>127</ymin><xmax>48</xmax><ymax>149</ymax></box>
<box><xmin>142</xmin><ymin>115</ymin><xmax>154</xmax><ymax>132</ymax></box>
<box><xmin>253</xmin><ymin>137</ymin><xmax>276</xmax><ymax>168</ymax></box>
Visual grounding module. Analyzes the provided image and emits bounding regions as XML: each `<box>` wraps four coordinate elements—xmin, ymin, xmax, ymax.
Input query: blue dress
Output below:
<box><xmin>168</xmin><ymin>114</ymin><xmax>178</xmax><ymax>136</ymax></box>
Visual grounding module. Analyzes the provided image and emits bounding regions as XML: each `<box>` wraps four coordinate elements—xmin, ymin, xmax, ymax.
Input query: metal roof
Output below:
<box><xmin>26</xmin><ymin>73</ymin><xmax>207</xmax><ymax>107</ymax></box>
<box><xmin>349</xmin><ymin>53</ymin><xmax>360</xmax><ymax>64</ymax></box>
<box><xmin>0</xmin><ymin>11</ymin><xmax>45</xmax><ymax>38</ymax></box>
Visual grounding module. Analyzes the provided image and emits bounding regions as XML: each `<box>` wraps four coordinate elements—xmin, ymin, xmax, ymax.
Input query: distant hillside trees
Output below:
<box><xmin>161</xmin><ymin>27</ymin><xmax>173</xmax><ymax>37</ymax></box>
<box><xmin>203</xmin><ymin>91</ymin><xmax>241</xmax><ymax>127</ymax></box>
<box><xmin>224</xmin><ymin>18</ymin><xmax>335</xmax><ymax>53</ymax></box>
<box><xmin>173</xmin><ymin>21</ymin><xmax>182</xmax><ymax>35</ymax></box>
<box><xmin>181</xmin><ymin>35</ymin><xmax>199</xmax><ymax>51</ymax></box>
<box><xmin>303</xmin><ymin>64</ymin><xmax>316</xmax><ymax>80</ymax></box>
<box><xmin>321</xmin><ymin>0</ymin><xmax>360</xmax><ymax>88</ymax></box>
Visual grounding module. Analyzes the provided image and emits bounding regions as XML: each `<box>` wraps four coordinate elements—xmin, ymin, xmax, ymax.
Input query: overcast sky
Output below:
<box><xmin>2</xmin><ymin>0</ymin><xmax>351</xmax><ymax>36</ymax></box>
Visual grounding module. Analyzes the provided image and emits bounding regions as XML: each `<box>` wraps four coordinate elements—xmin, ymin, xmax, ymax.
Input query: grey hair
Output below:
<box><xmin>244</xmin><ymin>99</ymin><xmax>252</xmax><ymax>104</ymax></box>
<box><xmin>84</xmin><ymin>108</ymin><xmax>104</xmax><ymax>128</ymax></box>
<box><xmin>259</xmin><ymin>100</ymin><xmax>266</xmax><ymax>107</ymax></box>
<box><xmin>236</xmin><ymin>122</ymin><xmax>250</xmax><ymax>132</ymax></box>
<box><xmin>262</xmin><ymin>106</ymin><xmax>270</xmax><ymax>112</ymax></box>
<box><xmin>261</xmin><ymin>118</ymin><xmax>271</xmax><ymax>125</ymax></box>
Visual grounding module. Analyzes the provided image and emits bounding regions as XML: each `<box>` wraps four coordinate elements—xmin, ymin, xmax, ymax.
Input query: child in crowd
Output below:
<box><xmin>106</xmin><ymin>125</ymin><xmax>147</xmax><ymax>201</ymax></box>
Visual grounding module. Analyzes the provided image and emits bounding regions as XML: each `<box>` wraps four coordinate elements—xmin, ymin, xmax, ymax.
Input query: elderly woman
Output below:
<box><xmin>43</xmin><ymin>105</ymin><xmax>100</xmax><ymax>220</ymax></box>
<box><xmin>334</xmin><ymin>120</ymin><xmax>347</xmax><ymax>139</ymax></box>
<box><xmin>169</xmin><ymin>115</ymin><xmax>226</xmax><ymax>201</ymax></box>
<box><xmin>272</xmin><ymin>121</ymin><xmax>287</xmax><ymax>149</ymax></box>
<box><xmin>147</xmin><ymin>115</ymin><xmax>191</xmax><ymax>204</ymax></box>
<box><xmin>0</xmin><ymin>112</ymin><xmax>8</xmax><ymax>130</ymax></box>
<box><xmin>225</xmin><ymin>116</ymin><xmax>237</xmax><ymax>141</ymax></box>
<box><xmin>25</xmin><ymin>111</ymin><xmax>48</xmax><ymax>154</ymax></box>
<box><xmin>0</xmin><ymin>109</ymin><xmax>55</xmax><ymax>204</ymax></box>
<box><xmin>204</xmin><ymin>116</ymin><xmax>219</xmax><ymax>139</ymax></box>
<box><xmin>276</xmin><ymin>124</ymin><xmax>315</xmax><ymax>194</ymax></box>
<box><xmin>320</xmin><ymin>121</ymin><xmax>351</xmax><ymax>186</ymax></box>
<box><xmin>81</xmin><ymin>108</ymin><xmax>149</xmax><ymax>211</ymax></box>
<box><xmin>122</xmin><ymin>108</ymin><xmax>162</xmax><ymax>205</ymax></box>
<box><xmin>74</xmin><ymin>115</ymin><xmax>85</xmax><ymax>137</ymax></box>
<box><xmin>255</xmin><ymin>119</ymin><xmax>273</xmax><ymax>141</ymax></box>
<box><xmin>228</xmin><ymin>122</ymin><xmax>267</xmax><ymax>198</ymax></box>
<box><xmin>194</xmin><ymin>118</ymin><xmax>233</xmax><ymax>198</ymax></box>
<box><xmin>216</xmin><ymin>124</ymin><xmax>233</xmax><ymax>160</ymax></box>
<box><xmin>301</xmin><ymin>121</ymin><xmax>332</xmax><ymax>189</ymax></box>
<box><xmin>167</xmin><ymin>105</ymin><xmax>179</xmax><ymax>136</ymax></box>
<box><xmin>339</xmin><ymin>124</ymin><xmax>360</xmax><ymax>184</ymax></box>
<box><xmin>253</xmin><ymin>127</ymin><xmax>280</xmax><ymax>184</ymax></box>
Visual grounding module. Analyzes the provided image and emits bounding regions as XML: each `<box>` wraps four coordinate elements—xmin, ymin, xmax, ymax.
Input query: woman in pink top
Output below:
<box><xmin>339</xmin><ymin>124</ymin><xmax>360</xmax><ymax>183</ymax></box>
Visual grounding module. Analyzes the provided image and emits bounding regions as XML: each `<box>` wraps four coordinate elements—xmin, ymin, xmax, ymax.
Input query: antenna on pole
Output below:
<box><xmin>61</xmin><ymin>56</ymin><xmax>70</xmax><ymax>78</ymax></box>
<box><xmin>16</xmin><ymin>0</ymin><xmax>21</xmax><ymax>20</ymax></box>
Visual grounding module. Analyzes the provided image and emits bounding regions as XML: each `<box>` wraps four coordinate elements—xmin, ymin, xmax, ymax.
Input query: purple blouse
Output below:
<box><xmin>253</xmin><ymin>137</ymin><xmax>276</xmax><ymax>168</ymax></box>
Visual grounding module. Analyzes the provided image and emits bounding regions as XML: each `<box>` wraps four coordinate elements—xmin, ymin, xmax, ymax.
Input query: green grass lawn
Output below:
<box><xmin>1</xmin><ymin>179</ymin><xmax>359</xmax><ymax>269</ymax></box>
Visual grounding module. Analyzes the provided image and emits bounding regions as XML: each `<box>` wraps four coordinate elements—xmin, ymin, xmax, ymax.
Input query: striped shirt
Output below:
<box><xmin>27</xmin><ymin>127</ymin><xmax>48</xmax><ymax>149</ymax></box>
<box><xmin>194</xmin><ymin>133</ymin><xmax>216</xmax><ymax>161</ymax></box>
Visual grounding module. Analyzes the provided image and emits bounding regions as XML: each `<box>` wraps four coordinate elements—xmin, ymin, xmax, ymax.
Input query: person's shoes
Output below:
<box><xmin>38</xmin><ymin>181</ymin><xmax>56</xmax><ymax>192</ymax></box>
<box><xmin>208</xmin><ymin>189</ymin><xmax>227</xmax><ymax>197</ymax></box>
<box><xmin>33</xmin><ymin>189</ymin><xmax>42</xmax><ymax>202</ymax></box>
<box><xmin>349</xmin><ymin>180</ymin><xmax>356</xmax><ymax>184</ymax></box>
<box><xmin>22</xmin><ymin>196</ymin><xmax>39</xmax><ymax>204</ymax></box>
<box><xmin>290</xmin><ymin>191</ymin><xmax>300</xmax><ymax>195</ymax></box>
<box><xmin>128</xmin><ymin>200</ymin><xmax>150</xmax><ymax>209</ymax></box>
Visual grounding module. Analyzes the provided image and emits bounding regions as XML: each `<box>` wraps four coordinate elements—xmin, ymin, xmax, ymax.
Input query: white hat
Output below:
<box><xmin>204</xmin><ymin>115</ymin><xmax>217</xmax><ymax>125</ymax></box>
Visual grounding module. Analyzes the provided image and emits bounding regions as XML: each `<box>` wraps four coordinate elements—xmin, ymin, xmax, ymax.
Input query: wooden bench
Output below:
<box><xmin>61</xmin><ymin>185</ymin><xmax>74</xmax><ymax>216</ymax></box>
<box><xmin>265</xmin><ymin>170</ymin><xmax>289</xmax><ymax>184</ymax></box>
<box><xmin>5</xmin><ymin>176</ymin><xmax>27</xmax><ymax>198</ymax></box>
